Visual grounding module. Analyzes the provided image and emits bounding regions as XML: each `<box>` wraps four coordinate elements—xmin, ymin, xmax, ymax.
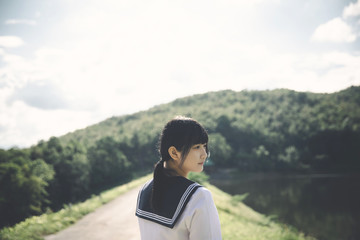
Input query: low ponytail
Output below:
<box><xmin>151</xmin><ymin>159</ymin><xmax>166</xmax><ymax>211</ymax></box>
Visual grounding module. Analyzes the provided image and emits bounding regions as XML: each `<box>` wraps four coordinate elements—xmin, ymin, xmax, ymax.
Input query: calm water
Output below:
<box><xmin>209</xmin><ymin>172</ymin><xmax>360</xmax><ymax>240</ymax></box>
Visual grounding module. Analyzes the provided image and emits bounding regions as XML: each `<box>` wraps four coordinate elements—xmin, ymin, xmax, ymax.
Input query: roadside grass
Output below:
<box><xmin>207</xmin><ymin>183</ymin><xmax>317</xmax><ymax>240</ymax></box>
<box><xmin>0</xmin><ymin>174</ymin><xmax>152</xmax><ymax>240</ymax></box>
<box><xmin>1</xmin><ymin>172</ymin><xmax>316</xmax><ymax>240</ymax></box>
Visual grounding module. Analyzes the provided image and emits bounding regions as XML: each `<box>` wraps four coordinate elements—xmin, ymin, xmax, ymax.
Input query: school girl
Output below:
<box><xmin>135</xmin><ymin>116</ymin><xmax>222</xmax><ymax>240</ymax></box>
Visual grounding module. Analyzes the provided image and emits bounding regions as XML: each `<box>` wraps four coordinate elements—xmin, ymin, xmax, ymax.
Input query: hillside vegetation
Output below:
<box><xmin>1</xmin><ymin>86</ymin><xmax>359</xmax><ymax>228</ymax></box>
<box><xmin>61</xmin><ymin>85</ymin><xmax>360</xmax><ymax>171</ymax></box>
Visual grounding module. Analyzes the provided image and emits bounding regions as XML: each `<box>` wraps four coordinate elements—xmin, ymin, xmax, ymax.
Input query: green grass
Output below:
<box><xmin>0</xmin><ymin>174</ymin><xmax>152</xmax><ymax>240</ymax></box>
<box><xmin>0</xmin><ymin>173</ymin><xmax>316</xmax><ymax>240</ymax></box>
<box><xmin>207</xmin><ymin>183</ymin><xmax>316</xmax><ymax>240</ymax></box>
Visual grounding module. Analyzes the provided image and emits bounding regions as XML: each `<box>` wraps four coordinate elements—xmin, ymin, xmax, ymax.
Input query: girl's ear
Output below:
<box><xmin>168</xmin><ymin>146</ymin><xmax>181</xmax><ymax>161</ymax></box>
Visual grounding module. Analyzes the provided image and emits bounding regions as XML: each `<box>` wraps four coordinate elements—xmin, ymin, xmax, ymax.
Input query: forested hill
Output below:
<box><xmin>61</xmin><ymin>85</ymin><xmax>360</xmax><ymax>171</ymax></box>
<box><xmin>62</xmin><ymin>86</ymin><xmax>360</xmax><ymax>146</ymax></box>
<box><xmin>1</xmin><ymin>86</ymin><xmax>359</xmax><ymax>229</ymax></box>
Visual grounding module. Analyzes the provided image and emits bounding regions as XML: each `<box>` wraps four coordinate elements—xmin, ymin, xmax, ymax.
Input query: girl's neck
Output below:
<box><xmin>164</xmin><ymin>160</ymin><xmax>188</xmax><ymax>178</ymax></box>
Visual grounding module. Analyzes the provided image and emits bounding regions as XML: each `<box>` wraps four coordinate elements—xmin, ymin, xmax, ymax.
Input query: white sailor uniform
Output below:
<box><xmin>135</xmin><ymin>176</ymin><xmax>222</xmax><ymax>240</ymax></box>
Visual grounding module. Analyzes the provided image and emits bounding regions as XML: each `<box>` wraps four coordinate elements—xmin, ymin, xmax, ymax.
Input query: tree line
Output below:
<box><xmin>1</xmin><ymin>86</ymin><xmax>359</xmax><ymax>229</ymax></box>
<box><xmin>0</xmin><ymin>136</ymin><xmax>157</xmax><ymax>228</ymax></box>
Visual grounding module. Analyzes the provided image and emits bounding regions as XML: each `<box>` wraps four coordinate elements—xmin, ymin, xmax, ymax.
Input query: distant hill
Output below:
<box><xmin>59</xmin><ymin>85</ymin><xmax>360</xmax><ymax>171</ymax></box>
<box><xmin>60</xmin><ymin>86</ymin><xmax>360</xmax><ymax>147</ymax></box>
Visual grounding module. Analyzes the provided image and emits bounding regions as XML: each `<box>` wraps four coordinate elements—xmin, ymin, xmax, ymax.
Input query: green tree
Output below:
<box><xmin>88</xmin><ymin>137</ymin><xmax>131</xmax><ymax>190</ymax></box>
<box><xmin>208</xmin><ymin>133</ymin><xmax>232</xmax><ymax>166</ymax></box>
<box><xmin>49</xmin><ymin>140</ymin><xmax>90</xmax><ymax>207</ymax></box>
<box><xmin>252</xmin><ymin>145</ymin><xmax>272</xmax><ymax>170</ymax></box>
<box><xmin>0</xmin><ymin>149</ymin><xmax>54</xmax><ymax>228</ymax></box>
<box><xmin>278</xmin><ymin>145</ymin><xmax>301</xmax><ymax>170</ymax></box>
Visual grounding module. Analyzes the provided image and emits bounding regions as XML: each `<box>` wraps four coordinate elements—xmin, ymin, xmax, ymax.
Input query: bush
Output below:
<box><xmin>188</xmin><ymin>172</ymin><xmax>209</xmax><ymax>185</ymax></box>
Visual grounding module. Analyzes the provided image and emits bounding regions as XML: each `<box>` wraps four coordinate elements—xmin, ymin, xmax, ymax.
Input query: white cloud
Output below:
<box><xmin>343</xmin><ymin>0</ymin><xmax>360</xmax><ymax>18</ymax></box>
<box><xmin>5</xmin><ymin>19</ymin><xmax>37</xmax><ymax>26</ymax></box>
<box><xmin>0</xmin><ymin>100</ymin><xmax>101</xmax><ymax>148</ymax></box>
<box><xmin>311</xmin><ymin>17</ymin><xmax>356</xmax><ymax>43</ymax></box>
<box><xmin>0</xmin><ymin>46</ymin><xmax>100</xmax><ymax>112</ymax></box>
<box><xmin>0</xmin><ymin>36</ymin><xmax>24</xmax><ymax>48</ymax></box>
<box><xmin>294</xmin><ymin>52</ymin><xmax>360</xmax><ymax>92</ymax></box>
<box><xmin>7</xmin><ymin>82</ymin><xmax>70</xmax><ymax>110</ymax></box>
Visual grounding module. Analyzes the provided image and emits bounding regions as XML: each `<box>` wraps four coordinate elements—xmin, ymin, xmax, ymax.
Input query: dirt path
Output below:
<box><xmin>45</xmin><ymin>186</ymin><xmax>141</xmax><ymax>240</ymax></box>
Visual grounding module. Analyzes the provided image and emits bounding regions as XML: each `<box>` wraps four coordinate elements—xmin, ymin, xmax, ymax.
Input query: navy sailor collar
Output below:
<box><xmin>135</xmin><ymin>176</ymin><xmax>202</xmax><ymax>228</ymax></box>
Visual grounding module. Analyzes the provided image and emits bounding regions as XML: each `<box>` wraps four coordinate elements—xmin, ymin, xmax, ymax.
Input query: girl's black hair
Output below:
<box><xmin>151</xmin><ymin>116</ymin><xmax>209</xmax><ymax>211</ymax></box>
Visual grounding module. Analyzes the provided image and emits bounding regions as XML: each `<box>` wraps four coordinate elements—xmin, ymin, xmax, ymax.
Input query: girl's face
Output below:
<box><xmin>180</xmin><ymin>143</ymin><xmax>208</xmax><ymax>176</ymax></box>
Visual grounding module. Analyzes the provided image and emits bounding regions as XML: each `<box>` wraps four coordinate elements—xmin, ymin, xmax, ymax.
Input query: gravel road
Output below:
<box><xmin>45</xmin><ymin>186</ymin><xmax>141</xmax><ymax>240</ymax></box>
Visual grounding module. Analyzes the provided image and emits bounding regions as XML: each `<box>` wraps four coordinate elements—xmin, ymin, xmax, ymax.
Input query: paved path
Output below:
<box><xmin>45</xmin><ymin>186</ymin><xmax>141</xmax><ymax>240</ymax></box>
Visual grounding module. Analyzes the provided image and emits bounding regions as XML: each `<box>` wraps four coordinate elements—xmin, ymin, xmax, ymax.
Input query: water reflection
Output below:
<box><xmin>210</xmin><ymin>173</ymin><xmax>360</xmax><ymax>240</ymax></box>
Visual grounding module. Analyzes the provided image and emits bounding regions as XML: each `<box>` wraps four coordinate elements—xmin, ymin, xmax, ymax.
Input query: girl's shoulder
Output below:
<box><xmin>189</xmin><ymin>185</ymin><xmax>215</xmax><ymax>206</ymax></box>
<box><xmin>193</xmin><ymin>185</ymin><xmax>212</xmax><ymax>196</ymax></box>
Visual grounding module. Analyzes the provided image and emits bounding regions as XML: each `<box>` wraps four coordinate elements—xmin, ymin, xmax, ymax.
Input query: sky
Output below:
<box><xmin>0</xmin><ymin>0</ymin><xmax>360</xmax><ymax>149</ymax></box>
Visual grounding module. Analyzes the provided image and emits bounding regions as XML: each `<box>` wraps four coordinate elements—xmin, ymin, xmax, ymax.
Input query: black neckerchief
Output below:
<box><xmin>135</xmin><ymin>176</ymin><xmax>202</xmax><ymax>228</ymax></box>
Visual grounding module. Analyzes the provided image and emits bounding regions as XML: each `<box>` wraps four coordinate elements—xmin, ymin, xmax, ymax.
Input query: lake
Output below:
<box><xmin>209</xmin><ymin>171</ymin><xmax>360</xmax><ymax>240</ymax></box>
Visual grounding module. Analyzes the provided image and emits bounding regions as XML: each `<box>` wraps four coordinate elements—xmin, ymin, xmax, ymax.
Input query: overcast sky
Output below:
<box><xmin>0</xmin><ymin>0</ymin><xmax>359</xmax><ymax>149</ymax></box>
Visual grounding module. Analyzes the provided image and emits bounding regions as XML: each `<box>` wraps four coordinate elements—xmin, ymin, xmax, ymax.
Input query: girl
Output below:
<box><xmin>136</xmin><ymin>116</ymin><xmax>222</xmax><ymax>240</ymax></box>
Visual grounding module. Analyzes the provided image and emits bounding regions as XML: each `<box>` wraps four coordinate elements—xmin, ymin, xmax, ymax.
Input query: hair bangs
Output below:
<box><xmin>189</xmin><ymin>125</ymin><xmax>208</xmax><ymax>146</ymax></box>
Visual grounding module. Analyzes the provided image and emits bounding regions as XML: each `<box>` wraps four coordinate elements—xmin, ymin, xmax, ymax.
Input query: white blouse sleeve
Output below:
<box><xmin>185</xmin><ymin>187</ymin><xmax>222</xmax><ymax>240</ymax></box>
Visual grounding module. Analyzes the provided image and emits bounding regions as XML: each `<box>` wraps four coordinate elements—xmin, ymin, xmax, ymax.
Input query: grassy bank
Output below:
<box><xmin>0</xmin><ymin>173</ymin><xmax>315</xmax><ymax>240</ymax></box>
<box><xmin>208</xmin><ymin>183</ymin><xmax>316</xmax><ymax>240</ymax></box>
